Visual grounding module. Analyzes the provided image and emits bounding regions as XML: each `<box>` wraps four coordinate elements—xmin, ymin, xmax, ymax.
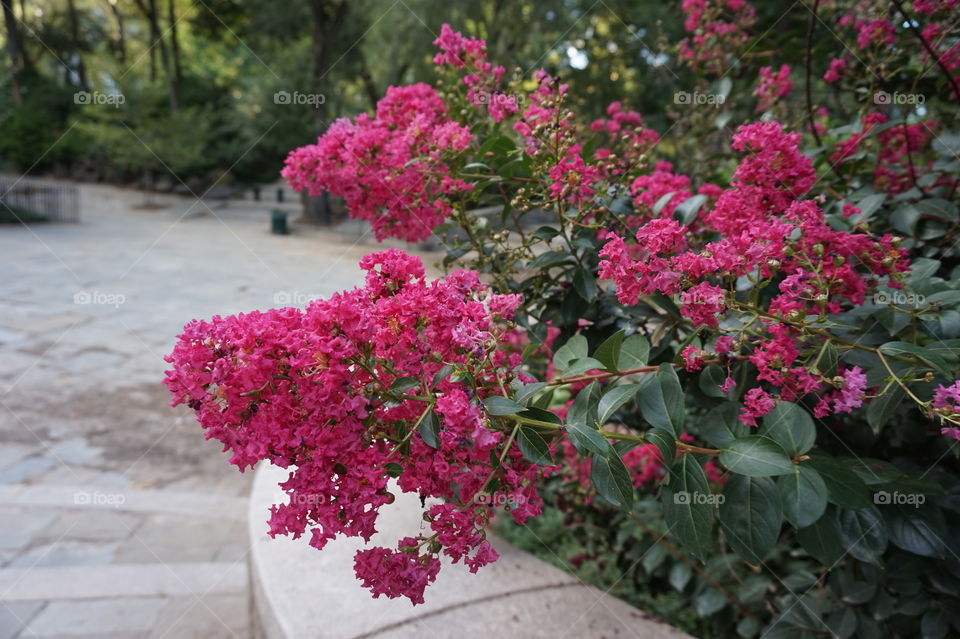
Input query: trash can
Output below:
<box><xmin>271</xmin><ymin>210</ymin><xmax>289</xmax><ymax>235</ymax></box>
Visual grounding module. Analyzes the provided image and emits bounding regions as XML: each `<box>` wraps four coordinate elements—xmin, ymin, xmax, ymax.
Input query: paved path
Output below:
<box><xmin>0</xmin><ymin>181</ymin><xmax>383</xmax><ymax>638</ymax></box>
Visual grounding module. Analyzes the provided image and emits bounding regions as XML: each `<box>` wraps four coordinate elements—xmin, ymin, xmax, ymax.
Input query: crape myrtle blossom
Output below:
<box><xmin>678</xmin><ymin>0</ymin><xmax>757</xmax><ymax>74</ymax></box>
<box><xmin>933</xmin><ymin>381</ymin><xmax>960</xmax><ymax>439</ymax></box>
<box><xmin>281</xmin><ymin>83</ymin><xmax>473</xmax><ymax>243</ymax></box>
<box><xmin>599</xmin><ymin>121</ymin><xmax>909</xmax><ymax>425</ymax></box>
<box><xmin>754</xmin><ymin>64</ymin><xmax>793</xmax><ymax>112</ymax></box>
<box><xmin>164</xmin><ymin>250</ymin><xmax>545</xmax><ymax>604</ymax></box>
<box><xmin>432</xmin><ymin>24</ymin><xmax>520</xmax><ymax>123</ymax></box>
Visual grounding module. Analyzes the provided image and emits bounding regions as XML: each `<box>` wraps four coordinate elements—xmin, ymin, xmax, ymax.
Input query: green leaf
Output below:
<box><xmin>662</xmin><ymin>454</ymin><xmax>713</xmax><ymax>560</ymax></box>
<box><xmin>514</xmin><ymin>382</ymin><xmax>547</xmax><ymax>406</ymax></box>
<box><xmin>593</xmin><ymin>330</ymin><xmax>624</xmax><ymax>372</ymax></box>
<box><xmin>573</xmin><ymin>268</ymin><xmax>597</xmax><ymax>301</ymax></box>
<box><xmin>517</xmin><ymin>426</ymin><xmax>553</xmax><ymax>465</ymax></box>
<box><xmin>641</xmin><ymin>543</ymin><xmax>669</xmax><ymax>573</ymax></box>
<box><xmin>835</xmin><ymin>505</ymin><xmax>888</xmax><ymax>565</ymax></box>
<box><xmin>669</xmin><ymin>561</ymin><xmax>692</xmax><ymax>591</ymax></box>
<box><xmin>418</xmin><ymin>410</ymin><xmax>440</xmax><ymax>449</ymax></box>
<box><xmin>760</xmin><ymin>401</ymin><xmax>816</xmax><ymax>456</ymax></box>
<box><xmin>719</xmin><ymin>436</ymin><xmax>795</xmax><ymax>477</ymax></box>
<box><xmin>806</xmin><ymin>456</ymin><xmax>872</xmax><ymax>509</ymax></box>
<box><xmin>389</xmin><ymin>376</ymin><xmax>420</xmax><ymax>393</ymax></box>
<box><xmin>646</xmin><ymin>427</ymin><xmax>676</xmax><ymax>467</ymax></box>
<box><xmin>430</xmin><ymin>365</ymin><xmax>453</xmax><ymax>388</ymax></box>
<box><xmin>698</xmin><ymin>364</ymin><xmax>729</xmax><ymax>398</ymax></box>
<box><xmin>566</xmin><ymin>381</ymin><xmax>600</xmax><ymax>427</ymax></box>
<box><xmin>558</xmin><ymin>357</ymin><xmax>606</xmax><ymax>378</ymax></box>
<box><xmin>617</xmin><ymin>334</ymin><xmax>650</xmax><ymax>371</ymax></box>
<box><xmin>879</xmin><ymin>341</ymin><xmax>952</xmax><ymax>378</ymax></box>
<box><xmin>652</xmin><ymin>191</ymin><xmax>676</xmax><ymax>216</ymax></box>
<box><xmin>695</xmin><ymin>587</ymin><xmax>726</xmax><ymax>616</ymax></box>
<box><xmin>886</xmin><ymin>502</ymin><xmax>946</xmax><ymax>558</ymax></box>
<box><xmin>553</xmin><ymin>334</ymin><xmax>588</xmax><ymax>370</ymax></box>
<box><xmin>701</xmin><ymin>402</ymin><xmax>748</xmax><ymax>448</ymax></box>
<box><xmin>720</xmin><ymin>475</ymin><xmax>782</xmax><ymax>564</ymax></box>
<box><xmin>591</xmin><ymin>449</ymin><xmax>634</xmax><ymax>510</ymax></box>
<box><xmin>532</xmin><ymin>225</ymin><xmax>559</xmax><ymax>240</ymax></box>
<box><xmin>597</xmin><ymin>383</ymin><xmax>644</xmax><ymax>425</ymax></box>
<box><xmin>528</xmin><ymin>250</ymin><xmax>574</xmax><ymax>269</ymax></box>
<box><xmin>673</xmin><ymin>194</ymin><xmax>708</xmax><ymax>226</ymax></box>
<box><xmin>565</xmin><ymin>421</ymin><xmax>610</xmax><ymax>457</ymax></box>
<box><xmin>517</xmin><ymin>406</ymin><xmax>561</xmax><ymax>428</ymax></box>
<box><xmin>866</xmin><ymin>385</ymin><xmax>904</xmax><ymax>435</ymax></box>
<box><xmin>482</xmin><ymin>396</ymin><xmax>525</xmax><ymax>416</ymax></box>
<box><xmin>638</xmin><ymin>364</ymin><xmax>685</xmax><ymax>435</ymax></box>
<box><xmin>855</xmin><ymin>192</ymin><xmax>886</xmax><ymax>220</ymax></box>
<box><xmin>797</xmin><ymin>511</ymin><xmax>843</xmax><ymax>565</ymax></box>
<box><xmin>778</xmin><ymin>466</ymin><xmax>828</xmax><ymax>527</ymax></box>
<box><xmin>383</xmin><ymin>462</ymin><xmax>404</xmax><ymax>478</ymax></box>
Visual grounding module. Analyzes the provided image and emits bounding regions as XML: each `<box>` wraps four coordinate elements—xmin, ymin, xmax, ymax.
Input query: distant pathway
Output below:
<box><xmin>0</xmin><ymin>181</ymin><xmax>386</xmax><ymax>638</ymax></box>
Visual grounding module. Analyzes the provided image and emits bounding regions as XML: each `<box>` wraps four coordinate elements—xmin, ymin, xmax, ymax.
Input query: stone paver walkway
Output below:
<box><xmin>0</xmin><ymin>181</ymin><xmax>382</xmax><ymax>638</ymax></box>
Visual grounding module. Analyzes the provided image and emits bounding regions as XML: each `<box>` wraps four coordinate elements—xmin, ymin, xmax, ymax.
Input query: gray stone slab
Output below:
<box><xmin>150</xmin><ymin>594</ymin><xmax>249</xmax><ymax>639</ymax></box>
<box><xmin>25</xmin><ymin>597</ymin><xmax>167</xmax><ymax>636</ymax></box>
<box><xmin>0</xmin><ymin>485</ymin><xmax>246</xmax><ymax>521</ymax></box>
<box><xmin>0</xmin><ymin>443</ymin><xmax>36</xmax><ymax>469</ymax></box>
<box><xmin>0</xmin><ymin>562</ymin><xmax>246</xmax><ymax>601</ymax></box>
<box><xmin>8</xmin><ymin>540</ymin><xmax>119</xmax><ymax>568</ymax></box>
<box><xmin>48</xmin><ymin>438</ymin><xmax>102</xmax><ymax>465</ymax></box>
<box><xmin>0</xmin><ymin>507</ymin><xmax>58</xmax><ymax>551</ymax></box>
<box><xmin>0</xmin><ymin>456</ymin><xmax>56</xmax><ymax>484</ymax></box>
<box><xmin>41</xmin><ymin>510</ymin><xmax>141</xmax><ymax>543</ymax></box>
<box><xmin>0</xmin><ymin>601</ymin><xmax>44</xmax><ymax>639</ymax></box>
<box><xmin>113</xmin><ymin>514</ymin><xmax>245</xmax><ymax>564</ymax></box>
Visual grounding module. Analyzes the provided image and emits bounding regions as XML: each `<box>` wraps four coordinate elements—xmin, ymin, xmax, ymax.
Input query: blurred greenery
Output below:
<box><xmin>0</xmin><ymin>0</ymin><xmax>693</xmax><ymax>186</ymax></box>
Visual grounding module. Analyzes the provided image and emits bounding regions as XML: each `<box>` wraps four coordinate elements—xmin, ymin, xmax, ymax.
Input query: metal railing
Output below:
<box><xmin>0</xmin><ymin>177</ymin><xmax>80</xmax><ymax>223</ymax></box>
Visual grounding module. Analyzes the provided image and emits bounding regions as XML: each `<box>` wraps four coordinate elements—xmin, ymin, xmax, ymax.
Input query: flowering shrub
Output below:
<box><xmin>169</xmin><ymin>3</ymin><xmax>960</xmax><ymax>637</ymax></box>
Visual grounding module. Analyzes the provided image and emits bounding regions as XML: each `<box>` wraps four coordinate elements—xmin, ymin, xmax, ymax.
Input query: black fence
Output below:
<box><xmin>0</xmin><ymin>177</ymin><xmax>80</xmax><ymax>223</ymax></box>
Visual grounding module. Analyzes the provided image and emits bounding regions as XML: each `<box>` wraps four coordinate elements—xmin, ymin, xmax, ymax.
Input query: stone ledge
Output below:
<box><xmin>249</xmin><ymin>463</ymin><xmax>693</xmax><ymax>639</ymax></box>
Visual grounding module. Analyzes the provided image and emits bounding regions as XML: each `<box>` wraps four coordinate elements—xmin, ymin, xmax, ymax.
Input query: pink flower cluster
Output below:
<box><xmin>678</xmin><ymin>0</ymin><xmax>756</xmax><ymax>73</ymax></box>
<box><xmin>433</xmin><ymin>24</ymin><xmax>520</xmax><ymax>123</ymax></box>
<box><xmin>281</xmin><ymin>83</ymin><xmax>472</xmax><ymax>243</ymax></box>
<box><xmin>164</xmin><ymin>250</ymin><xmax>545</xmax><ymax>604</ymax></box>
<box><xmin>933</xmin><ymin>381</ymin><xmax>960</xmax><ymax>440</ymax></box>
<box><xmin>823</xmin><ymin>57</ymin><xmax>847</xmax><ymax>84</ymax></box>
<box><xmin>599</xmin><ymin>121</ymin><xmax>909</xmax><ymax>425</ymax></box>
<box><xmin>590</xmin><ymin>101</ymin><xmax>661</xmax><ymax>167</ymax></box>
<box><xmin>513</xmin><ymin>70</ymin><xmax>572</xmax><ymax>154</ymax></box>
<box><xmin>754</xmin><ymin>65</ymin><xmax>793</xmax><ymax>112</ymax></box>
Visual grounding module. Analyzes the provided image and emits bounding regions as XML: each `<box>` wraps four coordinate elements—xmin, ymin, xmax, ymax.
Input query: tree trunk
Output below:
<box><xmin>302</xmin><ymin>0</ymin><xmax>348</xmax><ymax>225</ymax></box>
<box><xmin>136</xmin><ymin>0</ymin><xmax>176</xmax><ymax>110</ymax></box>
<box><xmin>66</xmin><ymin>0</ymin><xmax>88</xmax><ymax>90</ymax></box>
<box><xmin>167</xmin><ymin>0</ymin><xmax>181</xmax><ymax>85</ymax></box>
<box><xmin>2</xmin><ymin>0</ymin><xmax>24</xmax><ymax>105</ymax></box>
<box><xmin>105</xmin><ymin>0</ymin><xmax>126</xmax><ymax>63</ymax></box>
